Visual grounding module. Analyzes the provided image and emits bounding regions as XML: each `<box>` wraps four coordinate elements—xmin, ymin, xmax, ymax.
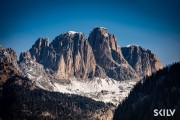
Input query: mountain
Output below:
<box><xmin>18</xmin><ymin>27</ymin><xmax>150</xmax><ymax>105</ymax></box>
<box><xmin>29</xmin><ymin>27</ymin><xmax>139</xmax><ymax>81</ymax></box>
<box><xmin>121</xmin><ymin>45</ymin><xmax>163</xmax><ymax>77</ymax></box>
<box><xmin>113</xmin><ymin>62</ymin><xmax>180</xmax><ymax>120</ymax></box>
<box><xmin>0</xmin><ymin>27</ymin><xmax>165</xmax><ymax>119</ymax></box>
<box><xmin>0</xmin><ymin>27</ymin><xmax>163</xmax><ymax>106</ymax></box>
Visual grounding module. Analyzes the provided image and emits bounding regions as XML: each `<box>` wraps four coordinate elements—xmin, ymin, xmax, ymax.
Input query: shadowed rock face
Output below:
<box><xmin>88</xmin><ymin>27</ymin><xmax>139</xmax><ymax>80</ymax></box>
<box><xmin>121</xmin><ymin>45</ymin><xmax>163</xmax><ymax>77</ymax></box>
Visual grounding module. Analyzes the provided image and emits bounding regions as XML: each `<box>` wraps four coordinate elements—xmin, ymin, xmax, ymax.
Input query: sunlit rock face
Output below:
<box><xmin>29</xmin><ymin>32</ymin><xmax>96</xmax><ymax>80</ymax></box>
<box><xmin>88</xmin><ymin>27</ymin><xmax>139</xmax><ymax>81</ymax></box>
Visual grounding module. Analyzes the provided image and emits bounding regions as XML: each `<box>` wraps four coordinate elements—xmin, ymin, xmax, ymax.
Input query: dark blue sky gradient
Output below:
<box><xmin>0</xmin><ymin>0</ymin><xmax>180</xmax><ymax>65</ymax></box>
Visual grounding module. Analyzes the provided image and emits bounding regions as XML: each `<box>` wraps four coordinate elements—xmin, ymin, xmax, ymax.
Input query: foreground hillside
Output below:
<box><xmin>0</xmin><ymin>62</ymin><xmax>114</xmax><ymax>120</ymax></box>
<box><xmin>114</xmin><ymin>62</ymin><xmax>180</xmax><ymax>120</ymax></box>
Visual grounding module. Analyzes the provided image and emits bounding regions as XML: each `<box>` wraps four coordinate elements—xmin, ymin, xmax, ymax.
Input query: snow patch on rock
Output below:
<box><xmin>68</xmin><ymin>31</ymin><xmax>83</xmax><ymax>35</ymax></box>
<box><xmin>126</xmin><ymin>44</ymin><xmax>140</xmax><ymax>47</ymax></box>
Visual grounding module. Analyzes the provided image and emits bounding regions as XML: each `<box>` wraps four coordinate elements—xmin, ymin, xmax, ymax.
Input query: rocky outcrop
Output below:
<box><xmin>0</xmin><ymin>47</ymin><xmax>19</xmax><ymax>70</ymax></box>
<box><xmin>93</xmin><ymin>108</ymin><xmax>114</xmax><ymax>120</ymax></box>
<box><xmin>121</xmin><ymin>45</ymin><xmax>163</xmax><ymax>77</ymax></box>
<box><xmin>88</xmin><ymin>27</ymin><xmax>139</xmax><ymax>80</ymax></box>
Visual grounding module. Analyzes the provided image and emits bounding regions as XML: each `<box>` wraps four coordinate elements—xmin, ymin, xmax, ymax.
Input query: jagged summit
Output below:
<box><xmin>55</xmin><ymin>31</ymin><xmax>84</xmax><ymax>39</ymax></box>
<box><xmin>91</xmin><ymin>26</ymin><xmax>109</xmax><ymax>37</ymax></box>
<box><xmin>126</xmin><ymin>44</ymin><xmax>140</xmax><ymax>47</ymax></box>
<box><xmin>29</xmin><ymin>29</ymin><xmax>96</xmax><ymax>80</ymax></box>
<box><xmin>67</xmin><ymin>31</ymin><xmax>83</xmax><ymax>35</ymax></box>
<box><xmin>125</xmin><ymin>44</ymin><xmax>147</xmax><ymax>52</ymax></box>
<box><xmin>121</xmin><ymin>45</ymin><xmax>163</xmax><ymax>77</ymax></box>
<box><xmin>94</xmin><ymin>26</ymin><xmax>107</xmax><ymax>30</ymax></box>
<box><xmin>34</xmin><ymin>37</ymin><xmax>49</xmax><ymax>47</ymax></box>
<box><xmin>55</xmin><ymin>31</ymin><xmax>85</xmax><ymax>42</ymax></box>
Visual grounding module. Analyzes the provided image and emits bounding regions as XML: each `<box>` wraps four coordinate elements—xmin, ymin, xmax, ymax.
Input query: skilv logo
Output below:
<box><xmin>154</xmin><ymin>109</ymin><xmax>176</xmax><ymax>117</ymax></box>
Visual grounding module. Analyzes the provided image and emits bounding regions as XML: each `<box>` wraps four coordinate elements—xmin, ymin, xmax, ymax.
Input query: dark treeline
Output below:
<box><xmin>0</xmin><ymin>75</ymin><xmax>112</xmax><ymax>120</ymax></box>
<box><xmin>114</xmin><ymin>62</ymin><xmax>180</xmax><ymax>120</ymax></box>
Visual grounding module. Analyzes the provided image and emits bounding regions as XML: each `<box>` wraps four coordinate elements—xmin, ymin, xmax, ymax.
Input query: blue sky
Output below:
<box><xmin>0</xmin><ymin>0</ymin><xmax>180</xmax><ymax>65</ymax></box>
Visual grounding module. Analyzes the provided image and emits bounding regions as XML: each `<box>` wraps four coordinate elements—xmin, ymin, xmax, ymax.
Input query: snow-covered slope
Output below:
<box><xmin>53</xmin><ymin>77</ymin><xmax>136</xmax><ymax>105</ymax></box>
<box><xmin>19</xmin><ymin>52</ymin><xmax>57</xmax><ymax>90</ymax></box>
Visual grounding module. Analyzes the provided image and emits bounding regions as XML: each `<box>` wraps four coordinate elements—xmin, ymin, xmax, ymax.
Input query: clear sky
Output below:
<box><xmin>0</xmin><ymin>0</ymin><xmax>180</xmax><ymax>65</ymax></box>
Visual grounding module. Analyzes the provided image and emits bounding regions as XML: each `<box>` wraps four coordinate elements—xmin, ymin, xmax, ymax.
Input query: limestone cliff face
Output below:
<box><xmin>50</xmin><ymin>32</ymin><xmax>96</xmax><ymax>80</ymax></box>
<box><xmin>29</xmin><ymin>32</ymin><xmax>96</xmax><ymax>80</ymax></box>
<box><xmin>121</xmin><ymin>45</ymin><xmax>163</xmax><ymax>77</ymax></box>
<box><xmin>88</xmin><ymin>27</ymin><xmax>139</xmax><ymax>80</ymax></box>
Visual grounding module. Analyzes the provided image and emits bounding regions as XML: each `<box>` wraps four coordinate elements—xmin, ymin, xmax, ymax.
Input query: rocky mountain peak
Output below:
<box><xmin>89</xmin><ymin>27</ymin><xmax>122</xmax><ymax>56</ymax></box>
<box><xmin>29</xmin><ymin>37</ymin><xmax>50</xmax><ymax>66</ymax></box>
<box><xmin>67</xmin><ymin>31</ymin><xmax>83</xmax><ymax>35</ymax></box>
<box><xmin>121</xmin><ymin>45</ymin><xmax>163</xmax><ymax>77</ymax></box>
<box><xmin>34</xmin><ymin>37</ymin><xmax>49</xmax><ymax>49</ymax></box>
<box><xmin>19</xmin><ymin>51</ymin><xmax>35</xmax><ymax>62</ymax></box>
<box><xmin>28</xmin><ymin>31</ymin><xmax>97</xmax><ymax>80</ymax></box>
<box><xmin>92</xmin><ymin>27</ymin><xmax>109</xmax><ymax>37</ymax></box>
<box><xmin>61</xmin><ymin>31</ymin><xmax>84</xmax><ymax>39</ymax></box>
<box><xmin>88</xmin><ymin>27</ymin><xmax>139</xmax><ymax>80</ymax></box>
